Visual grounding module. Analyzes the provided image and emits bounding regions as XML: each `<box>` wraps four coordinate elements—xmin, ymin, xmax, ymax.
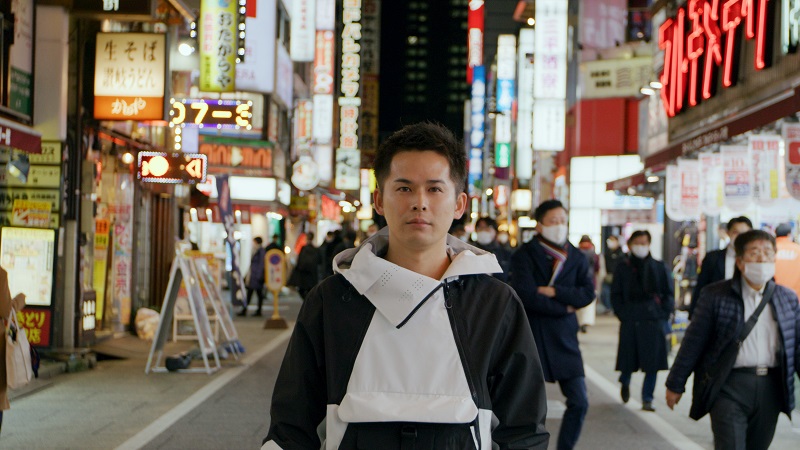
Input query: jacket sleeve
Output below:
<box><xmin>665</xmin><ymin>288</ymin><xmax>715</xmax><ymax>393</ymax></box>
<box><xmin>610</xmin><ymin>263</ymin><xmax>626</xmax><ymax>319</ymax></box>
<box><xmin>553</xmin><ymin>253</ymin><xmax>596</xmax><ymax>309</ymax></box>
<box><xmin>510</xmin><ymin>249</ymin><xmax>570</xmax><ymax>317</ymax></box>
<box><xmin>489</xmin><ymin>295</ymin><xmax>550</xmax><ymax>450</ymax></box>
<box><xmin>690</xmin><ymin>254</ymin><xmax>715</xmax><ymax>319</ymax></box>
<box><xmin>661</xmin><ymin>262</ymin><xmax>676</xmax><ymax>319</ymax></box>
<box><xmin>264</xmin><ymin>290</ymin><xmax>327</xmax><ymax>449</ymax></box>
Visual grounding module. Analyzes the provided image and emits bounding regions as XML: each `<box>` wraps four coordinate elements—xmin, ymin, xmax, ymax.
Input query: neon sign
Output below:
<box><xmin>659</xmin><ymin>0</ymin><xmax>782</xmax><ymax>117</ymax></box>
<box><xmin>137</xmin><ymin>152</ymin><xmax>207</xmax><ymax>184</ymax></box>
<box><xmin>169</xmin><ymin>99</ymin><xmax>252</xmax><ymax>129</ymax></box>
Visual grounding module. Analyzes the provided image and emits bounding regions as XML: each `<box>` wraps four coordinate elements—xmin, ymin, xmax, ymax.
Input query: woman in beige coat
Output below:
<box><xmin>0</xmin><ymin>266</ymin><xmax>26</xmax><ymax>434</ymax></box>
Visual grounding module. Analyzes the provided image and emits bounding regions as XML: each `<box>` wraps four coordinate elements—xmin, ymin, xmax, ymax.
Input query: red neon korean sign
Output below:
<box><xmin>659</xmin><ymin>0</ymin><xmax>773</xmax><ymax>117</ymax></box>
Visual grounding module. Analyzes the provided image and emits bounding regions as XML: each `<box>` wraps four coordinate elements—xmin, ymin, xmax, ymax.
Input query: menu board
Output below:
<box><xmin>0</xmin><ymin>227</ymin><xmax>55</xmax><ymax>306</ymax></box>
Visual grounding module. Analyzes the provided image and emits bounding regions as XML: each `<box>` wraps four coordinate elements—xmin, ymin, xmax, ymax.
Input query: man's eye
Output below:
<box><xmin>397</xmin><ymin>186</ymin><xmax>411</xmax><ymax>192</ymax></box>
<box><xmin>430</xmin><ymin>187</ymin><xmax>443</xmax><ymax>192</ymax></box>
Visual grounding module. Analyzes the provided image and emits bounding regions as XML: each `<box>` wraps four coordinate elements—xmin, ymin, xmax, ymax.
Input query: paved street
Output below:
<box><xmin>2</xmin><ymin>292</ymin><xmax>798</xmax><ymax>449</ymax></box>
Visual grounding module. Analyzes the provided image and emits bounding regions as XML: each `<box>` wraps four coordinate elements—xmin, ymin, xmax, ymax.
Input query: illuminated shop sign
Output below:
<box><xmin>169</xmin><ymin>99</ymin><xmax>252</xmax><ymax>129</ymax></box>
<box><xmin>467</xmin><ymin>0</ymin><xmax>484</xmax><ymax>83</ymax></box>
<box><xmin>93</xmin><ymin>33</ymin><xmax>166</xmax><ymax>121</ymax></box>
<box><xmin>533</xmin><ymin>0</ymin><xmax>567</xmax><ymax>152</ymax></box>
<box><xmin>658</xmin><ymin>0</ymin><xmax>796</xmax><ymax>118</ymax></box>
<box><xmin>291</xmin><ymin>0</ymin><xmax>316</xmax><ymax>61</ymax></box>
<box><xmin>336</xmin><ymin>0</ymin><xmax>362</xmax><ymax>191</ymax></box>
<box><xmin>72</xmin><ymin>0</ymin><xmax>156</xmax><ymax>17</ymax></box>
<box><xmin>137</xmin><ymin>152</ymin><xmax>207</xmax><ymax>184</ymax></box>
<box><xmin>469</xmin><ymin>66</ymin><xmax>485</xmax><ymax>191</ymax></box>
<box><xmin>199</xmin><ymin>0</ymin><xmax>240</xmax><ymax>92</ymax></box>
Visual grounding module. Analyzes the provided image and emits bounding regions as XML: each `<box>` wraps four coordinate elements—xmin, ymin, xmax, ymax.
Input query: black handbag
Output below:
<box><xmin>689</xmin><ymin>282</ymin><xmax>775</xmax><ymax>420</ymax></box>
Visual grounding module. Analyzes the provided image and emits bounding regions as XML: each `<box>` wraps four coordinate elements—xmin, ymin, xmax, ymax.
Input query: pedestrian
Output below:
<box><xmin>473</xmin><ymin>216</ymin><xmax>512</xmax><ymax>282</ymax></box>
<box><xmin>320</xmin><ymin>230</ymin><xmax>342</xmax><ymax>278</ymax></box>
<box><xmin>331</xmin><ymin>227</ymin><xmax>356</xmax><ymax>257</ymax></box>
<box><xmin>774</xmin><ymin>222</ymin><xmax>800</xmax><ymax>300</ymax></box>
<box><xmin>265</xmin><ymin>233</ymin><xmax>281</xmax><ymax>253</ymax></box>
<box><xmin>665</xmin><ymin>230</ymin><xmax>800</xmax><ymax>449</ymax></box>
<box><xmin>690</xmin><ymin>216</ymin><xmax>752</xmax><ymax>318</ymax></box>
<box><xmin>238</xmin><ymin>237</ymin><xmax>266</xmax><ymax>317</ymax></box>
<box><xmin>611</xmin><ymin>230</ymin><xmax>674</xmax><ymax>412</ymax></box>
<box><xmin>286</xmin><ymin>232</ymin><xmax>320</xmax><ymax>300</ymax></box>
<box><xmin>510</xmin><ymin>199</ymin><xmax>595</xmax><ymax>450</ymax></box>
<box><xmin>577</xmin><ymin>235</ymin><xmax>599</xmax><ymax>333</ymax></box>
<box><xmin>0</xmin><ymin>265</ymin><xmax>26</xmax><ymax>434</ymax></box>
<box><xmin>450</xmin><ymin>221</ymin><xmax>468</xmax><ymax>242</ymax></box>
<box><xmin>264</xmin><ymin>122</ymin><xmax>549</xmax><ymax>449</ymax></box>
<box><xmin>601</xmin><ymin>235</ymin><xmax>624</xmax><ymax>314</ymax></box>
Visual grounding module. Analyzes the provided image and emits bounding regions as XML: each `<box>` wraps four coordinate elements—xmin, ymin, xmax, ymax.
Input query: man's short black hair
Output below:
<box><xmin>373</xmin><ymin>122</ymin><xmax>467</xmax><ymax>193</ymax></box>
<box><xmin>628</xmin><ymin>230</ymin><xmax>652</xmax><ymax>244</ymax></box>
<box><xmin>734</xmin><ymin>229</ymin><xmax>776</xmax><ymax>257</ymax></box>
<box><xmin>254</xmin><ymin>237</ymin><xmax>263</xmax><ymax>245</ymax></box>
<box><xmin>727</xmin><ymin>216</ymin><xmax>753</xmax><ymax>231</ymax></box>
<box><xmin>475</xmin><ymin>216</ymin><xmax>498</xmax><ymax>231</ymax></box>
<box><xmin>775</xmin><ymin>223</ymin><xmax>792</xmax><ymax>237</ymax></box>
<box><xmin>534</xmin><ymin>200</ymin><xmax>566</xmax><ymax>223</ymax></box>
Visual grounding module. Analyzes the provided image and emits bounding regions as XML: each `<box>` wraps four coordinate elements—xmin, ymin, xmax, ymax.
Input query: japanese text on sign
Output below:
<box><xmin>199</xmin><ymin>0</ymin><xmax>238</xmax><ymax>92</ymax></box>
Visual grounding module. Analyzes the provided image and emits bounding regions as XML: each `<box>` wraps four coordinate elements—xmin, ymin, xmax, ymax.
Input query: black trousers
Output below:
<box><xmin>245</xmin><ymin>287</ymin><xmax>265</xmax><ymax>311</ymax></box>
<box><xmin>709</xmin><ymin>369</ymin><xmax>783</xmax><ymax>450</ymax></box>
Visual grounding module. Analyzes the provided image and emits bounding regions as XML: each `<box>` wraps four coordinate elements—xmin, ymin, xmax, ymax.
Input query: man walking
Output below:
<box><xmin>264</xmin><ymin>122</ymin><xmax>549</xmax><ymax>449</ymax></box>
<box><xmin>775</xmin><ymin>223</ymin><xmax>800</xmax><ymax>300</ymax></box>
<box><xmin>665</xmin><ymin>230</ymin><xmax>800</xmax><ymax>449</ymax></box>
<box><xmin>510</xmin><ymin>199</ymin><xmax>595</xmax><ymax>450</ymax></box>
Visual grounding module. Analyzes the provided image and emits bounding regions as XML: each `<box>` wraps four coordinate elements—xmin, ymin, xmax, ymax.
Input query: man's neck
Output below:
<box><xmin>384</xmin><ymin>238</ymin><xmax>451</xmax><ymax>280</ymax></box>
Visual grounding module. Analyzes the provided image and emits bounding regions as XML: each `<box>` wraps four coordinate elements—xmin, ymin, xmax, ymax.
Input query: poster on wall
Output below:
<box><xmin>782</xmin><ymin>123</ymin><xmax>800</xmax><ymax>200</ymax></box>
<box><xmin>698</xmin><ymin>153</ymin><xmax>724</xmax><ymax>216</ymax></box>
<box><xmin>665</xmin><ymin>164</ymin><xmax>688</xmax><ymax>221</ymax></box>
<box><xmin>721</xmin><ymin>145</ymin><xmax>752</xmax><ymax>212</ymax></box>
<box><xmin>678</xmin><ymin>159</ymin><xmax>700</xmax><ymax>220</ymax></box>
<box><xmin>199</xmin><ymin>0</ymin><xmax>238</xmax><ymax>92</ymax></box>
<box><xmin>0</xmin><ymin>227</ymin><xmax>55</xmax><ymax>306</ymax></box>
<box><xmin>749</xmin><ymin>135</ymin><xmax>781</xmax><ymax>204</ymax></box>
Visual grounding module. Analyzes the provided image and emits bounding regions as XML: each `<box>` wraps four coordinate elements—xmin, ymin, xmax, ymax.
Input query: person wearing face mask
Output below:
<box><xmin>510</xmin><ymin>199</ymin><xmax>595</xmax><ymax>450</ymax></box>
<box><xmin>610</xmin><ymin>230</ymin><xmax>674</xmax><ymax>412</ymax></box>
<box><xmin>690</xmin><ymin>216</ymin><xmax>752</xmax><ymax>319</ymax></box>
<box><xmin>601</xmin><ymin>235</ymin><xmax>624</xmax><ymax>314</ymax></box>
<box><xmin>449</xmin><ymin>222</ymin><xmax>469</xmax><ymax>242</ymax></box>
<box><xmin>472</xmin><ymin>217</ymin><xmax>511</xmax><ymax>282</ymax></box>
<box><xmin>665</xmin><ymin>230</ymin><xmax>800</xmax><ymax>450</ymax></box>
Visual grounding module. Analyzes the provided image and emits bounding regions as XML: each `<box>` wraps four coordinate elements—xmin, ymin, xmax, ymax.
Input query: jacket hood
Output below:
<box><xmin>332</xmin><ymin>227</ymin><xmax>502</xmax><ymax>327</ymax></box>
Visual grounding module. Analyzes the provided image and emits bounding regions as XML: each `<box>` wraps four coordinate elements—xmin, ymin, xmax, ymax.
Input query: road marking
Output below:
<box><xmin>116</xmin><ymin>329</ymin><xmax>293</xmax><ymax>450</ymax></box>
<box><xmin>583</xmin><ymin>365</ymin><xmax>704</xmax><ymax>450</ymax></box>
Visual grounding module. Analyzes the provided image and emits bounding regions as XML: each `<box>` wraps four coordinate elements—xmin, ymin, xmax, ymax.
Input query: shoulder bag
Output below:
<box><xmin>6</xmin><ymin>307</ymin><xmax>33</xmax><ymax>389</ymax></box>
<box><xmin>689</xmin><ymin>282</ymin><xmax>775</xmax><ymax>420</ymax></box>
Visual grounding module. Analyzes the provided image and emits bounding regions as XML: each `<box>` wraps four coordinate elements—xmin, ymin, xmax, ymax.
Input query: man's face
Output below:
<box><xmin>728</xmin><ymin>222</ymin><xmax>751</xmax><ymax>247</ymax></box>
<box><xmin>535</xmin><ymin>207</ymin><xmax>568</xmax><ymax>232</ymax></box>
<box><xmin>374</xmin><ymin>151</ymin><xmax>467</xmax><ymax>251</ymax></box>
<box><xmin>735</xmin><ymin>239</ymin><xmax>776</xmax><ymax>272</ymax></box>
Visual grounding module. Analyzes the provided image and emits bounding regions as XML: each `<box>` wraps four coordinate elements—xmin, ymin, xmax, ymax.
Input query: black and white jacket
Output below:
<box><xmin>263</xmin><ymin>229</ymin><xmax>549</xmax><ymax>449</ymax></box>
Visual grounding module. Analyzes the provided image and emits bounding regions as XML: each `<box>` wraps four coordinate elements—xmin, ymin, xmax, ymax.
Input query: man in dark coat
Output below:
<box><xmin>239</xmin><ymin>237</ymin><xmax>267</xmax><ymax>316</ymax></box>
<box><xmin>287</xmin><ymin>232</ymin><xmax>320</xmax><ymax>299</ymax></box>
<box><xmin>611</xmin><ymin>230</ymin><xmax>674</xmax><ymax>412</ymax></box>
<box><xmin>510</xmin><ymin>199</ymin><xmax>595</xmax><ymax>450</ymax></box>
<box><xmin>689</xmin><ymin>216</ymin><xmax>751</xmax><ymax>318</ymax></box>
<box><xmin>666</xmin><ymin>230</ymin><xmax>800</xmax><ymax>449</ymax></box>
<box><xmin>600</xmin><ymin>235</ymin><xmax>624</xmax><ymax>313</ymax></box>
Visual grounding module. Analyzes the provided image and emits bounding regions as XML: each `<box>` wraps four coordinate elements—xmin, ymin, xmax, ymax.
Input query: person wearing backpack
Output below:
<box><xmin>0</xmin><ymin>266</ymin><xmax>26</xmax><ymax>434</ymax></box>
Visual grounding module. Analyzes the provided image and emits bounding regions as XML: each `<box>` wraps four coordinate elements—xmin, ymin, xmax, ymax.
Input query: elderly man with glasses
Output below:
<box><xmin>664</xmin><ymin>230</ymin><xmax>800</xmax><ymax>450</ymax></box>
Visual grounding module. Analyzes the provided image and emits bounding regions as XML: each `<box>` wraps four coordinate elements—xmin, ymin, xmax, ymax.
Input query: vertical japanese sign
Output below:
<box><xmin>782</xmin><ymin>122</ymin><xmax>800</xmax><ymax>200</ymax></box>
<box><xmin>9</xmin><ymin>0</ymin><xmax>34</xmax><ymax>117</ymax></box>
<box><xmin>495</xmin><ymin>35</ymin><xmax>516</xmax><ymax>173</ymax></box>
<box><xmin>93</xmin><ymin>218</ymin><xmax>110</xmax><ymax>322</ymax></box>
<box><xmin>533</xmin><ymin>0</ymin><xmax>567</xmax><ymax>151</ymax></box>
<box><xmin>336</xmin><ymin>0</ymin><xmax>362</xmax><ymax>191</ymax></box>
<box><xmin>216</xmin><ymin>175</ymin><xmax>246</xmax><ymax>306</ymax></box>
<box><xmin>313</xmin><ymin>31</ymin><xmax>335</xmax><ymax>144</ymax></box>
<box><xmin>276</xmin><ymin>43</ymin><xmax>294</xmax><ymax>107</ymax></box>
<box><xmin>291</xmin><ymin>0</ymin><xmax>316</xmax><ymax>61</ymax></box>
<box><xmin>360</xmin><ymin>0</ymin><xmax>381</xmax><ymax>164</ymax></box>
<box><xmin>721</xmin><ymin>145</ymin><xmax>753</xmax><ymax>212</ymax></box>
<box><xmin>94</xmin><ymin>33</ymin><xmax>166</xmax><ymax>120</ymax></box>
<box><xmin>199</xmin><ymin>0</ymin><xmax>237</xmax><ymax>92</ymax></box>
<box><xmin>112</xmin><ymin>173</ymin><xmax>134</xmax><ymax>326</ymax></box>
<box><xmin>516</xmin><ymin>28</ymin><xmax>535</xmax><ymax>180</ymax></box>
<box><xmin>665</xmin><ymin>164</ymin><xmax>688</xmax><ymax>221</ymax></box>
<box><xmin>749</xmin><ymin>134</ymin><xmax>781</xmax><ymax>203</ymax></box>
<box><xmin>699</xmin><ymin>152</ymin><xmax>724</xmax><ymax>216</ymax></box>
<box><xmin>469</xmin><ymin>66</ymin><xmax>485</xmax><ymax>193</ymax></box>
<box><xmin>678</xmin><ymin>158</ymin><xmax>700</xmax><ymax>220</ymax></box>
<box><xmin>467</xmin><ymin>0</ymin><xmax>484</xmax><ymax>83</ymax></box>
<box><xmin>236</xmin><ymin>0</ymin><xmax>277</xmax><ymax>93</ymax></box>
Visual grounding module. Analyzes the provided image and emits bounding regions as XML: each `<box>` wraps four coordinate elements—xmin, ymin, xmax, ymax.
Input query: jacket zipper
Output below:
<box><xmin>444</xmin><ymin>281</ymin><xmax>482</xmax><ymax>450</ymax></box>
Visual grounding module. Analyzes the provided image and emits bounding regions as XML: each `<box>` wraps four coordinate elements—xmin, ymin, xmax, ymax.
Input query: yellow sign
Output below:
<box><xmin>94</xmin><ymin>218</ymin><xmax>111</xmax><ymax>321</ymax></box>
<box><xmin>199</xmin><ymin>0</ymin><xmax>238</xmax><ymax>92</ymax></box>
<box><xmin>11</xmin><ymin>200</ymin><xmax>52</xmax><ymax>227</ymax></box>
<box><xmin>170</xmin><ymin>99</ymin><xmax>252</xmax><ymax>129</ymax></box>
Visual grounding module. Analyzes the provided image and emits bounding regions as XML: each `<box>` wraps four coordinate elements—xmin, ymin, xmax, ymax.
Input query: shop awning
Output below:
<box><xmin>0</xmin><ymin>116</ymin><xmax>42</xmax><ymax>154</ymax></box>
<box><xmin>606</xmin><ymin>171</ymin><xmax>647</xmax><ymax>192</ymax></box>
<box><xmin>644</xmin><ymin>86</ymin><xmax>800</xmax><ymax>169</ymax></box>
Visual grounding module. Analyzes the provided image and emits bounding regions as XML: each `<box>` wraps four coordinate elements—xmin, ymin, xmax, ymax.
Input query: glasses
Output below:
<box><xmin>742</xmin><ymin>249</ymin><xmax>776</xmax><ymax>260</ymax></box>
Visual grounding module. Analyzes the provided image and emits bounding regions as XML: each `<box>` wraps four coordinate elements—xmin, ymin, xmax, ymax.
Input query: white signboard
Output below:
<box><xmin>579</xmin><ymin>57</ymin><xmax>652</xmax><ymax>99</ymax></box>
<box><xmin>0</xmin><ymin>227</ymin><xmax>55</xmax><ymax>306</ymax></box>
<box><xmin>678</xmin><ymin>158</ymin><xmax>700</xmax><ymax>220</ymax></box>
<box><xmin>276</xmin><ymin>44</ymin><xmax>294</xmax><ymax>108</ymax></box>
<box><xmin>335</xmin><ymin>147</ymin><xmax>360</xmax><ymax>190</ymax></box>
<box><xmin>699</xmin><ymin>152</ymin><xmax>724</xmax><ymax>216</ymax></box>
<box><xmin>236</xmin><ymin>0</ymin><xmax>277</xmax><ymax>93</ymax></box>
<box><xmin>533</xmin><ymin>100</ymin><xmax>566</xmax><ymax>152</ymax></box>
<box><xmin>722</xmin><ymin>145</ymin><xmax>753</xmax><ymax>212</ymax></box>
<box><xmin>665</xmin><ymin>164</ymin><xmax>689</xmax><ymax>221</ymax></box>
<box><xmin>312</xmin><ymin>94</ymin><xmax>334</xmax><ymax>143</ymax></box>
<box><xmin>316</xmin><ymin>0</ymin><xmax>335</xmax><ymax>30</ymax></box>
<box><xmin>782</xmin><ymin>123</ymin><xmax>800</xmax><ymax>200</ymax></box>
<box><xmin>291</xmin><ymin>0</ymin><xmax>316</xmax><ymax>61</ymax></box>
<box><xmin>749</xmin><ymin>134</ymin><xmax>781</xmax><ymax>203</ymax></box>
<box><xmin>534</xmin><ymin>0</ymin><xmax>568</xmax><ymax>99</ymax></box>
<box><xmin>517</xmin><ymin>29</ymin><xmax>535</xmax><ymax>179</ymax></box>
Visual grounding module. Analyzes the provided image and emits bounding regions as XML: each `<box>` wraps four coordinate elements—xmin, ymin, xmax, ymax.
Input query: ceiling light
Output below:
<box><xmin>527</xmin><ymin>18</ymin><xmax>535</xmax><ymax>26</ymax></box>
<box><xmin>640</xmin><ymin>87</ymin><xmax>656</xmax><ymax>96</ymax></box>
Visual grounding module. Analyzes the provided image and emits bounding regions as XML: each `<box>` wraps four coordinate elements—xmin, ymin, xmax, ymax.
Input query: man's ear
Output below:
<box><xmin>374</xmin><ymin>189</ymin><xmax>384</xmax><ymax>216</ymax></box>
<box><xmin>453</xmin><ymin>192</ymin><xmax>468</xmax><ymax>219</ymax></box>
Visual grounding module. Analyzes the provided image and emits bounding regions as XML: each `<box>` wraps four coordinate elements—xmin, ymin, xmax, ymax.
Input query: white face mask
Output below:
<box><xmin>497</xmin><ymin>233</ymin><xmax>509</xmax><ymax>244</ymax></box>
<box><xmin>540</xmin><ymin>224</ymin><xmax>568</xmax><ymax>245</ymax></box>
<box><xmin>743</xmin><ymin>262</ymin><xmax>775</xmax><ymax>287</ymax></box>
<box><xmin>606</xmin><ymin>239</ymin><xmax>619</xmax><ymax>250</ymax></box>
<box><xmin>631</xmin><ymin>245</ymin><xmax>650</xmax><ymax>259</ymax></box>
<box><xmin>476</xmin><ymin>230</ymin><xmax>495</xmax><ymax>245</ymax></box>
